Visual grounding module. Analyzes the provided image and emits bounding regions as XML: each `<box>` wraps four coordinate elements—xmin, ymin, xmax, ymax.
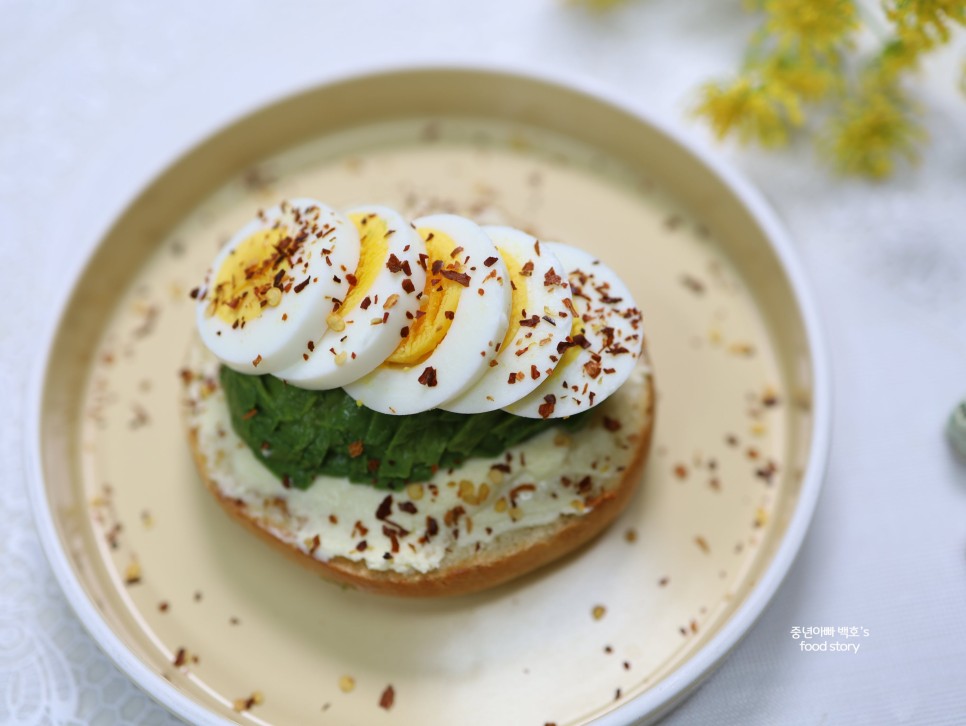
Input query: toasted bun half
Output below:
<box><xmin>183</xmin><ymin>346</ymin><xmax>654</xmax><ymax>598</ymax></box>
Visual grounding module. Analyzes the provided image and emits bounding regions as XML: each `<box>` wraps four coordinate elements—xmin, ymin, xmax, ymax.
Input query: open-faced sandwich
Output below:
<box><xmin>182</xmin><ymin>200</ymin><xmax>654</xmax><ymax>596</ymax></box>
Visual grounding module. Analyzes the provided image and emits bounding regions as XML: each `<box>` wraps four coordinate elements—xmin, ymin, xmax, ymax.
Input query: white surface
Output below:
<box><xmin>2</xmin><ymin>2</ymin><xmax>964</xmax><ymax>724</ymax></box>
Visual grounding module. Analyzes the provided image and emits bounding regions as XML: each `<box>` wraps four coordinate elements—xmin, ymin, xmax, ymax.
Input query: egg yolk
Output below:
<box><xmin>210</xmin><ymin>226</ymin><xmax>292</xmax><ymax>326</ymax></box>
<box><xmin>495</xmin><ymin>247</ymin><xmax>527</xmax><ymax>353</ymax></box>
<box><xmin>336</xmin><ymin>212</ymin><xmax>391</xmax><ymax>317</ymax></box>
<box><xmin>541</xmin><ymin>278</ymin><xmax>586</xmax><ymax>385</ymax></box>
<box><xmin>385</xmin><ymin>228</ymin><xmax>464</xmax><ymax>366</ymax></box>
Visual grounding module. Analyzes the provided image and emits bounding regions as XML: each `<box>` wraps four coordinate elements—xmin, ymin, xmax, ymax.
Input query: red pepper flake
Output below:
<box><xmin>386</xmin><ymin>254</ymin><xmax>404</xmax><ymax>273</ymax></box>
<box><xmin>444</xmin><ymin>505</ymin><xmax>466</xmax><ymax>528</ymax></box>
<box><xmin>382</xmin><ymin>525</ymin><xmax>402</xmax><ymax>553</ymax></box>
<box><xmin>484</xmin><ymin>256</ymin><xmax>498</xmax><ymax>267</ymax></box>
<box><xmin>603</xmin><ymin>416</ymin><xmax>622</xmax><ymax>432</ymax></box>
<box><xmin>345</xmin><ymin>273</ymin><xmax>358</xmax><ymax>286</ymax></box>
<box><xmin>544</xmin><ymin>268</ymin><xmax>563</xmax><ymax>287</ymax></box>
<box><xmin>444</xmin><ymin>310</ymin><xmax>455</xmax><ymax>320</ymax></box>
<box><xmin>441</xmin><ymin>269</ymin><xmax>471</xmax><ymax>287</ymax></box>
<box><xmin>450</xmin><ymin>246</ymin><xmax>464</xmax><ymax>258</ymax></box>
<box><xmin>530</xmin><ymin>364</ymin><xmax>540</xmax><ymax>380</ymax></box>
<box><xmin>361</xmin><ymin>296</ymin><xmax>372</xmax><ymax>310</ymax></box>
<box><xmin>694</xmin><ymin>536</ymin><xmax>710</xmax><ymax>554</ymax></box>
<box><xmin>252</xmin><ymin>354</ymin><xmax>263</xmax><ymax>368</ymax></box>
<box><xmin>509</xmin><ymin>483</ymin><xmax>536</xmax><ymax>507</ymax></box>
<box><xmin>379</xmin><ymin>685</ymin><xmax>395</xmax><ymax>710</ymax></box>
<box><xmin>400</xmin><ymin>326</ymin><xmax>410</xmax><ymax>338</ymax></box>
<box><xmin>418</xmin><ymin>366</ymin><xmax>438</xmax><ymax>387</ymax></box>
<box><xmin>348</xmin><ymin>440</ymin><xmax>364</xmax><ymax>458</ymax></box>
<box><xmin>520</xmin><ymin>260</ymin><xmax>534</xmax><ymax>277</ymax></box>
<box><xmin>242</xmin><ymin>408</ymin><xmax>258</xmax><ymax>421</ymax></box>
<box><xmin>398</xmin><ymin>501</ymin><xmax>417</xmax><ymax>514</ymax></box>
<box><xmin>189</xmin><ymin>287</ymin><xmax>201</xmax><ymax>299</ymax></box>
<box><xmin>507</xmin><ymin>372</ymin><xmax>517</xmax><ymax>384</ymax></box>
<box><xmin>538</xmin><ymin>394</ymin><xmax>556</xmax><ymax>419</ymax></box>
<box><xmin>158</xmin><ymin>601</ymin><xmax>169</xmax><ymax>612</ymax></box>
<box><xmin>584</xmin><ymin>359</ymin><xmax>602</xmax><ymax>378</ymax></box>
<box><xmin>401</xmin><ymin>278</ymin><xmax>416</xmax><ymax>294</ymax></box>
<box><xmin>674</xmin><ymin>464</ymin><xmax>688</xmax><ymax>479</ymax></box>
<box><xmin>680</xmin><ymin>274</ymin><xmax>705</xmax><ymax>294</ymax></box>
<box><xmin>426</xmin><ymin>516</ymin><xmax>439</xmax><ymax>538</ymax></box>
<box><xmin>307</xmin><ymin>340</ymin><xmax>315</xmax><ymax>352</ymax></box>
<box><xmin>376</xmin><ymin>495</ymin><xmax>393</xmax><ymax>520</ymax></box>
<box><xmin>519</xmin><ymin>314</ymin><xmax>540</xmax><ymax>327</ymax></box>
<box><xmin>293</xmin><ymin>276</ymin><xmax>310</xmax><ymax>293</ymax></box>
<box><xmin>356</xmin><ymin>539</ymin><xmax>367</xmax><ymax>552</ymax></box>
<box><xmin>173</xmin><ymin>648</ymin><xmax>187</xmax><ymax>667</ymax></box>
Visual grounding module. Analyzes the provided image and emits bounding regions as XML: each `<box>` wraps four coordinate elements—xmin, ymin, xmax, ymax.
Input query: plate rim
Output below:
<box><xmin>26</xmin><ymin>60</ymin><xmax>831</xmax><ymax>726</ymax></box>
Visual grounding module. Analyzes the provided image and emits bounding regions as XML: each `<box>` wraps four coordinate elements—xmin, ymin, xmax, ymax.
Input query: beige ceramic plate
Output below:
<box><xmin>29</xmin><ymin>66</ymin><xmax>829</xmax><ymax>725</ymax></box>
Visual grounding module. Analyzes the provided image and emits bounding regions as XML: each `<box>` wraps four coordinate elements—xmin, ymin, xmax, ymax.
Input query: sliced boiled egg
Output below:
<box><xmin>343</xmin><ymin>214</ymin><xmax>511</xmax><ymax>415</ymax></box>
<box><xmin>274</xmin><ymin>205</ymin><xmax>427</xmax><ymax>388</ymax></box>
<box><xmin>503</xmin><ymin>242</ymin><xmax>644</xmax><ymax>419</ymax></box>
<box><xmin>195</xmin><ymin>199</ymin><xmax>360</xmax><ymax>374</ymax></box>
<box><xmin>441</xmin><ymin>226</ymin><xmax>572</xmax><ymax>414</ymax></box>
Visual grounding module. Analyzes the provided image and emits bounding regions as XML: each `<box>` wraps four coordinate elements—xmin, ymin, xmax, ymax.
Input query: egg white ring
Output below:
<box><xmin>441</xmin><ymin>226</ymin><xmax>572</xmax><ymax>414</ymax></box>
<box><xmin>275</xmin><ymin>205</ymin><xmax>428</xmax><ymax>389</ymax></box>
<box><xmin>503</xmin><ymin>242</ymin><xmax>644</xmax><ymax>419</ymax></box>
<box><xmin>343</xmin><ymin>214</ymin><xmax>511</xmax><ymax>415</ymax></box>
<box><xmin>196</xmin><ymin>199</ymin><xmax>360</xmax><ymax>374</ymax></box>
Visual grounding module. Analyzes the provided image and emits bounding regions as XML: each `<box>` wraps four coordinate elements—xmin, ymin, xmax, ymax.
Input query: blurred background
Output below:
<box><xmin>2</xmin><ymin>1</ymin><xmax>964</xmax><ymax>723</ymax></box>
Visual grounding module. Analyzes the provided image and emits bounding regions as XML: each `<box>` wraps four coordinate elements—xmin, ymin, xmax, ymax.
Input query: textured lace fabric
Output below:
<box><xmin>0</xmin><ymin>478</ymin><xmax>181</xmax><ymax>725</ymax></box>
<box><xmin>0</xmin><ymin>6</ymin><xmax>174</xmax><ymax>721</ymax></box>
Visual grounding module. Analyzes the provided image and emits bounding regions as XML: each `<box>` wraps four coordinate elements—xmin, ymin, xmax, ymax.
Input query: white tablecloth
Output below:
<box><xmin>3</xmin><ymin>2</ymin><xmax>965</xmax><ymax>724</ymax></box>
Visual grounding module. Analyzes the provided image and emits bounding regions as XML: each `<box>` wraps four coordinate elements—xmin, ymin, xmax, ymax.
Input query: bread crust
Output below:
<box><xmin>186</xmin><ymin>369</ymin><xmax>654</xmax><ymax>598</ymax></box>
